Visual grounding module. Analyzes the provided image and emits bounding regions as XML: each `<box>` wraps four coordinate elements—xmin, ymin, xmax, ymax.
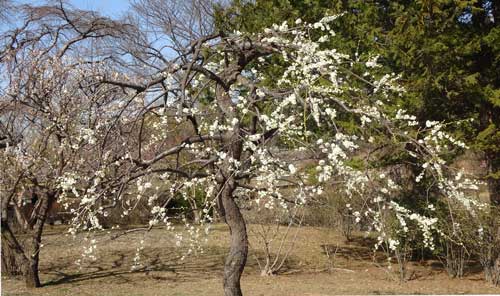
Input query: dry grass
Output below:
<box><xmin>2</xmin><ymin>224</ymin><xmax>500</xmax><ymax>295</ymax></box>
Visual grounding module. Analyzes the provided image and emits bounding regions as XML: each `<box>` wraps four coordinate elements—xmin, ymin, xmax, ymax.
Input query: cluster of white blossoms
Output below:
<box><xmin>389</xmin><ymin>201</ymin><xmax>439</xmax><ymax>250</ymax></box>
<box><xmin>78</xmin><ymin>128</ymin><xmax>97</xmax><ymax>145</ymax></box>
<box><xmin>249</xmin><ymin>16</ymin><xmax>483</xmax><ymax>259</ymax></box>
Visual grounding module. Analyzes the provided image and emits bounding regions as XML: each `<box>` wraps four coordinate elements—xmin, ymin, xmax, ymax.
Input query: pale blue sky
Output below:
<box><xmin>68</xmin><ymin>0</ymin><xmax>130</xmax><ymax>17</ymax></box>
<box><xmin>15</xmin><ymin>0</ymin><xmax>131</xmax><ymax>18</ymax></box>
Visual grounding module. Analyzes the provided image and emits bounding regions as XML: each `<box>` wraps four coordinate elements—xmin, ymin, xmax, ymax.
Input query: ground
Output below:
<box><xmin>2</xmin><ymin>224</ymin><xmax>500</xmax><ymax>295</ymax></box>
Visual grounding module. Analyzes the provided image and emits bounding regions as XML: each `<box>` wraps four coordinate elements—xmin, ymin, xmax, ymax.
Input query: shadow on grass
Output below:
<box><xmin>42</xmin><ymin>246</ymin><xmax>228</xmax><ymax>287</ymax></box>
<box><xmin>423</xmin><ymin>259</ymin><xmax>485</xmax><ymax>278</ymax></box>
<box><xmin>41</xmin><ymin>242</ymin><xmax>304</xmax><ymax>288</ymax></box>
<box><xmin>319</xmin><ymin>234</ymin><xmax>486</xmax><ymax>279</ymax></box>
<box><xmin>320</xmin><ymin>235</ymin><xmax>385</xmax><ymax>263</ymax></box>
<box><xmin>41</xmin><ymin>243</ymin><xmax>281</xmax><ymax>287</ymax></box>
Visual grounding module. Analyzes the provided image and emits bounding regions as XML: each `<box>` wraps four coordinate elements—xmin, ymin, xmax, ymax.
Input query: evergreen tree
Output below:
<box><xmin>220</xmin><ymin>0</ymin><xmax>500</xmax><ymax>205</ymax></box>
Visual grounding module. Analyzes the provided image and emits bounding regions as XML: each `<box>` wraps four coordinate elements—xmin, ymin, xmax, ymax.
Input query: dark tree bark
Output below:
<box><xmin>1</xmin><ymin>222</ymin><xmax>25</xmax><ymax>276</ymax></box>
<box><xmin>1</xmin><ymin>189</ymin><xmax>27</xmax><ymax>277</ymax></box>
<box><xmin>215</xmin><ymin>78</ymin><xmax>248</xmax><ymax>296</ymax></box>
<box><xmin>1</xmin><ymin>217</ymin><xmax>30</xmax><ymax>278</ymax></box>
<box><xmin>486</xmin><ymin>151</ymin><xmax>500</xmax><ymax>206</ymax></box>
<box><xmin>220</xmin><ymin>182</ymin><xmax>248</xmax><ymax>296</ymax></box>
<box><xmin>217</xmin><ymin>125</ymin><xmax>248</xmax><ymax>296</ymax></box>
<box><xmin>1</xmin><ymin>190</ymin><xmax>54</xmax><ymax>288</ymax></box>
<box><xmin>23</xmin><ymin>191</ymin><xmax>54</xmax><ymax>288</ymax></box>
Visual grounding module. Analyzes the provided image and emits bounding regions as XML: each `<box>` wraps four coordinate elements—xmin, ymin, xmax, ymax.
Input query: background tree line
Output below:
<box><xmin>220</xmin><ymin>0</ymin><xmax>499</xmax><ymax>205</ymax></box>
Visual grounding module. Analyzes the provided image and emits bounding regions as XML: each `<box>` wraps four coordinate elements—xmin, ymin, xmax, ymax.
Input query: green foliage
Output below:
<box><xmin>221</xmin><ymin>0</ymin><xmax>500</xmax><ymax>201</ymax></box>
<box><xmin>216</xmin><ymin>1</ymin><xmax>500</xmax><ymax>281</ymax></box>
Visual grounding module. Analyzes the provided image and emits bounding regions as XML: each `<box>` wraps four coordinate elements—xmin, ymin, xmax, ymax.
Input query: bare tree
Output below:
<box><xmin>0</xmin><ymin>2</ymin><xmax>124</xmax><ymax>287</ymax></box>
<box><xmin>249</xmin><ymin>205</ymin><xmax>304</xmax><ymax>276</ymax></box>
<box><xmin>0</xmin><ymin>0</ymin><xmax>14</xmax><ymax>24</ymax></box>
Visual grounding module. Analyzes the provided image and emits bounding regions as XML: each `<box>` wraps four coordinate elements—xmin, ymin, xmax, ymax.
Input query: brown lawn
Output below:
<box><xmin>2</xmin><ymin>224</ymin><xmax>499</xmax><ymax>295</ymax></box>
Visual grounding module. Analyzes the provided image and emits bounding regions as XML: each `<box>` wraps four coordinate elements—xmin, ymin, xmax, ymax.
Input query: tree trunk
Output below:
<box><xmin>188</xmin><ymin>198</ymin><xmax>201</xmax><ymax>224</ymax></box>
<box><xmin>1</xmin><ymin>236</ymin><xmax>23</xmax><ymax>276</ymax></box>
<box><xmin>1</xmin><ymin>190</ymin><xmax>54</xmax><ymax>288</ymax></box>
<box><xmin>486</xmin><ymin>151</ymin><xmax>500</xmax><ymax>206</ymax></box>
<box><xmin>214</xmin><ymin>60</ymin><xmax>250</xmax><ymax>296</ymax></box>
<box><xmin>24</xmin><ymin>191</ymin><xmax>53</xmax><ymax>288</ymax></box>
<box><xmin>1</xmin><ymin>218</ymin><xmax>30</xmax><ymax>282</ymax></box>
<box><xmin>220</xmin><ymin>183</ymin><xmax>248</xmax><ymax>296</ymax></box>
<box><xmin>23</xmin><ymin>257</ymin><xmax>41</xmax><ymax>288</ymax></box>
<box><xmin>193</xmin><ymin>210</ymin><xmax>201</xmax><ymax>224</ymax></box>
<box><xmin>23</xmin><ymin>224</ymin><xmax>43</xmax><ymax>288</ymax></box>
<box><xmin>488</xmin><ymin>179</ymin><xmax>500</xmax><ymax>206</ymax></box>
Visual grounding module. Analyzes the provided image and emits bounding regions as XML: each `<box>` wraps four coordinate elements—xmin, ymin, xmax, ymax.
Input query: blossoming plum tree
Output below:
<box><xmin>1</xmin><ymin>2</ymin><xmax>487</xmax><ymax>295</ymax></box>
<box><xmin>62</xmin><ymin>12</ymin><xmax>483</xmax><ymax>296</ymax></box>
